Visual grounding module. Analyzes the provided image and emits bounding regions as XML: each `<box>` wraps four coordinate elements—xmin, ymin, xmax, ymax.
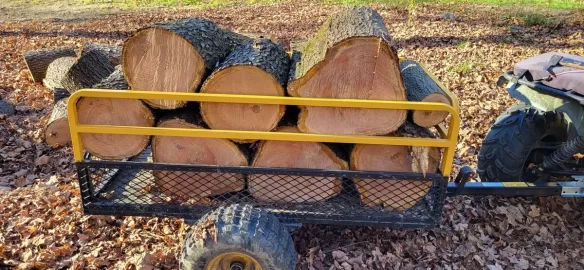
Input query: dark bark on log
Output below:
<box><xmin>23</xmin><ymin>47</ymin><xmax>76</xmax><ymax>82</ymax></box>
<box><xmin>81</xmin><ymin>42</ymin><xmax>122</xmax><ymax>66</ymax></box>
<box><xmin>288</xmin><ymin>6</ymin><xmax>392</xmax><ymax>82</ymax></box>
<box><xmin>92</xmin><ymin>65</ymin><xmax>129</xmax><ymax>90</ymax></box>
<box><xmin>53</xmin><ymin>88</ymin><xmax>70</xmax><ymax>104</ymax></box>
<box><xmin>61</xmin><ymin>50</ymin><xmax>115</xmax><ymax>93</ymax></box>
<box><xmin>400</xmin><ymin>60</ymin><xmax>451</xmax><ymax>128</ymax></box>
<box><xmin>0</xmin><ymin>99</ymin><xmax>15</xmax><ymax>116</ymax></box>
<box><xmin>122</xmin><ymin>17</ymin><xmax>248</xmax><ymax>109</ymax></box>
<box><xmin>44</xmin><ymin>98</ymin><xmax>70</xmax><ymax>147</ymax></box>
<box><xmin>42</xmin><ymin>56</ymin><xmax>76</xmax><ymax>91</ymax></box>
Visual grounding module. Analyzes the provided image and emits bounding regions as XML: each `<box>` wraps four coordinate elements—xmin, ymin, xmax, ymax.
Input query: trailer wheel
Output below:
<box><xmin>477</xmin><ymin>104</ymin><xmax>571</xmax><ymax>182</ymax></box>
<box><xmin>180</xmin><ymin>204</ymin><xmax>296</xmax><ymax>270</ymax></box>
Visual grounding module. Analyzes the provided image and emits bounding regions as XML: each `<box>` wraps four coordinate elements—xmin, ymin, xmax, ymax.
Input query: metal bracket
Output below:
<box><xmin>451</xmin><ymin>166</ymin><xmax>474</xmax><ymax>196</ymax></box>
<box><xmin>559</xmin><ymin>181</ymin><xmax>584</xmax><ymax>197</ymax></box>
<box><xmin>282</xmin><ymin>222</ymin><xmax>303</xmax><ymax>233</ymax></box>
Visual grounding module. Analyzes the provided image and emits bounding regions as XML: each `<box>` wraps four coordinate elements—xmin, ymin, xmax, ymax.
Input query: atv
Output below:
<box><xmin>478</xmin><ymin>52</ymin><xmax>584</xmax><ymax>182</ymax></box>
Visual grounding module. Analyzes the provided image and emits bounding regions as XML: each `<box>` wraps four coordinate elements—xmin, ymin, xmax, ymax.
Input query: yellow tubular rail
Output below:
<box><xmin>67</xmin><ymin>78</ymin><xmax>460</xmax><ymax>178</ymax></box>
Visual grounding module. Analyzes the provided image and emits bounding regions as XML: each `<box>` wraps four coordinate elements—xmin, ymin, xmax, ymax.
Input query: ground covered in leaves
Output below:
<box><xmin>1</xmin><ymin>1</ymin><xmax>584</xmax><ymax>269</ymax></box>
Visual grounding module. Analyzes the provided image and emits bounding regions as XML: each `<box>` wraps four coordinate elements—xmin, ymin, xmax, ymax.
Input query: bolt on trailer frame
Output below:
<box><xmin>67</xmin><ymin>61</ymin><xmax>583</xmax><ymax>230</ymax></box>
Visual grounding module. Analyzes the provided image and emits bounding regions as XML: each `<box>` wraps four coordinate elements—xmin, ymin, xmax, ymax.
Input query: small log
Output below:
<box><xmin>122</xmin><ymin>17</ymin><xmax>246</xmax><ymax>109</ymax></box>
<box><xmin>23</xmin><ymin>47</ymin><xmax>76</xmax><ymax>82</ymax></box>
<box><xmin>400</xmin><ymin>60</ymin><xmax>451</xmax><ymax>128</ymax></box>
<box><xmin>44</xmin><ymin>98</ymin><xmax>70</xmax><ymax>147</ymax></box>
<box><xmin>61</xmin><ymin>50</ymin><xmax>115</xmax><ymax>93</ymax></box>
<box><xmin>287</xmin><ymin>7</ymin><xmax>407</xmax><ymax>135</ymax></box>
<box><xmin>152</xmin><ymin>107</ymin><xmax>248</xmax><ymax>199</ymax></box>
<box><xmin>200</xmin><ymin>38</ymin><xmax>289</xmax><ymax>142</ymax></box>
<box><xmin>76</xmin><ymin>67</ymin><xmax>153</xmax><ymax>159</ymax></box>
<box><xmin>249</xmin><ymin>126</ymin><xmax>347</xmax><ymax>203</ymax></box>
<box><xmin>350</xmin><ymin>122</ymin><xmax>441</xmax><ymax>210</ymax></box>
<box><xmin>81</xmin><ymin>42</ymin><xmax>122</xmax><ymax>66</ymax></box>
<box><xmin>42</xmin><ymin>56</ymin><xmax>76</xmax><ymax>91</ymax></box>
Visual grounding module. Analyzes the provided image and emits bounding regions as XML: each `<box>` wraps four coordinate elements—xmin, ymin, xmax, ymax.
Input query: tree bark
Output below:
<box><xmin>350</xmin><ymin>122</ymin><xmax>441</xmax><ymax>211</ymax></box>
<box><xmin>75</xmin><ymin>66</ymin><xmax>153</xmax><ymax>160</ymax></box>
<box><xmin>249</xmin><ymin>126</ymin><xmax>348</xmax><ymax>203</ymax></box>
<box><xmin>81</xmin><ymin>42</ymin><xmax>122</xmax><ymax>66</ymax></box>
<box><xmin>287</xmin><ymin>7</ymin><xmax>407</xmax><ymax>135</ymax></box>
<box><xmin>122</xmin><ymin>17</ymin><xmax>248</xmax><ymax>109</ymax></box>
<box><xmin>152</xmin><ymin>105</ymin><xmax>248</xmax><ymax>199</ymax></box>
<box><xmin>200</xmin><ymin>38</ymin><xmax>290</xmax><ymax>142</ymax></box>
<box><xmin>61</xmin><ymin>50</ymin><xmax>115</xmax><ymax>93</ymax></box>
<box><xmin>42</xmin><ymin>56</ymin><xmax>76</xmax><ymax>91</ymax></box>
<box><xmin>44</xmin><ymin>98</ymin><xmax>70</xmax><ymax>148</ymax></box>
<box><xmin>400</xmin><ymin>60</ymin><xmax>452</xmax><ymax>128</ymax></box>
<box><xmin>23</xmin><ymin>47</ymin><xmax>76</xmax><ymax>82</ymax></box>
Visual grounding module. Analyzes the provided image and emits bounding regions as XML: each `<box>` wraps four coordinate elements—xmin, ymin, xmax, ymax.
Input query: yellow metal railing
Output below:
<box><xmin>67</xmin><ymin>67</ymin><xmax>460</xmax><ymax>177</ymax></box>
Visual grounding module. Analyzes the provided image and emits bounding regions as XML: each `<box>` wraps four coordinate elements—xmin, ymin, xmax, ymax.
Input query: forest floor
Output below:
<box><xmin>1</xmin><ymin>0</ymin><xmax>584</xmax><ymax>269</ymax></box>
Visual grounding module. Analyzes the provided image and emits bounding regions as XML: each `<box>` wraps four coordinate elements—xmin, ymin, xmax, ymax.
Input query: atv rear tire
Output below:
<box><xmin>180</xmin><ymin>204</ymin><xmax>296</xmax><ymax>270</ymax></box>
<box><xmin>477</xmin><ymin>104</ymin><xmax>570</xmax><ymax>182</ymax></box>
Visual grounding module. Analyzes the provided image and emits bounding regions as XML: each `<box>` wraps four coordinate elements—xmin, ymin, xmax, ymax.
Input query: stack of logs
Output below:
<box><xmin>27</xmin><ymin>7</ymin><xmax>452</xmax><ymax>210</ymax></box>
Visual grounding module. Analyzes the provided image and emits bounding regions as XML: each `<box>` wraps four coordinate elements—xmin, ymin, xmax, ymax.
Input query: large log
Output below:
<box><xmin>152</xmin><ymin>107</ymin><xmax>248</xmax><ymax>199</ymax></box>
<box><xmin>400</xmin><ymin>60</ymin><xmax>451</xmax><ymax>128</ymax></box>
<box><xmin>23</xmin><ymin>47</ymin><xmax>76</xmax><ymax>82</ymax></box>
<box><xmin>350</xmin><ymin>122</ymin><xmax>441</xmax><ymax>210</ymax></box>
<box><xmin>42</xmin><ymin>56</ymin><xmax>76</xmax><ymax>91</ymax></box>
<box><xmin>249</xmin><ymin>126</ymin><xmax>347</xmax><ymax>203</ymax></box>
<box><xmin>76</xmin><ymin>66</ymin><xmax>153</xmax><ymax>160</ymax></box>
<box><xmin>81</xmin><ymin>42</ymin><xmax>122</xmax><ymax>66</ymax></box>
<box><xmin>44</xmin><ymin>98</ymin><xmax>70</xmax><ymax>148</ymax></box>
<box><xmin>61</xmin><ymin>50</ymin><xmax>115</xmax><ymax>93</ymax></box>
<box><xmin>200</xmin><ymin>38</ymin><xmax>289</xmax><ymax>142</ymax></box>
<box><xmin>287</xmin><ymin>7</ymin><xmax>407</xmax><ymax>135</ymax></box>
<box><xmin>122</xmin><ymin>17</ymin><xmax>245</xmax><ymax>109</ymax></box>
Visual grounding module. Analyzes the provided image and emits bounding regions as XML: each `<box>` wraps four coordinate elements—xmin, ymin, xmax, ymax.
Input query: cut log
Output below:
<box><xmin>350</xmin><ymin>122</ymin><xmax>441</xmax><ymax>210</ymax></box>
<box><xmin>287</xmin><ymin>7</ymin><xmax>407</xmax><ymax>135</ymax></box>
<box><xmin>400</xmin><ymin>60</ymin><xmax>451</xmax><ymax>128</ymax></box>
<box><xmin>42</xmin><ymin>56</ymin><xmax>76</xmax><ymax>91</ymax></box>
<box><xmin>81</xmin><ymin>42</ymin><xmax>122</xmax><ymax>66</ymax></box>
<box><xmin>76</xmin><ymin>68</ymin><xmax>153</xmax><ymax>160</ymax></box>
<box><xmin>249</xmin><ymin>126</ymin><xmax>347</xmax><ymax>203</ymax></box>
<box><xmin>44</xmin><ymin>98</ymin><xmax>70</xmax><ymax>147</ymax></box>
<box><xmin>122</xmin><ymin>17</ymin><xmax>244</xmax><ymax>109</ymax></box>
<box><xmin>152</xmin><ymin>109</ymin><xmax>248</xmax><ymax>199</ymax></box>
<box><xmin>200</xmin><ymin>38</ymin><xmax>289</xmax><ymax>142</ymax></box>
<box><xmin>23</xmin><ymin>47</ymin><xmax>76</xmax><ymax>82</ymax></box>
<box><xmin>61</xmin><ymin>50</ymin><xmax>115</xmax><ymax>93</ymax></box>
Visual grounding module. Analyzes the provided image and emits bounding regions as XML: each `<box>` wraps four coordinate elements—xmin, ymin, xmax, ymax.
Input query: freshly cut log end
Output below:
<box><xmin>122</xmin><ymin>17</ymin><xmax>237</xmax><ymax>109</ymax></box>
<box><xmin>249</xmin><ymin>126</ymin><xmax>347</xmax><ymax>203</ymax></box>
<box><xmin>400</xmin><ymin>60</ymin><xmax>452</xmax><ymax>128</ymax></box>
<box><xmin>45</xmin><ymin>98</ymin><xmax>70</xmax><ymax>147</ymax></box>
<box><xmin>152</xmin><ymin>119</ymin><xmax>248</xmax><ymax>199</ymax></box>
<box><xmin>77</xmin><ymin>96</ymin><xmax>154</xmax><ymax>160</ymax></box>
<box><xmin>93</xmin><ymin>65</ymin><xmax>129</xmax><ymax>90</ymax></box>
<box><xmin>81</xmin><ymin>42</ymin><xmax>122</xmax><ymax>66</ymax></box>
<box><xmin>61</xmin><ymin>50</ymin><xmax>115</xmax><ymax>93</ymax></box>
<box><xmin>350</xmin><ymin>123</ymin><xmax>441</xmax><ymax>210</ymax></box>
<box><xmin>23</xmin><ymin>47</ymin><xmax>76</xmax><ymax>82</ymax></box>
<box><xmin>42</xmin><ymin>57</ymin><xmax>76</xmax><ymax>91</ymax></box>
<box><xmin>288</xmin><ymin>7</ymin><xmax>407</xmax><ymax>135</ymax></box>
<box><xmin>200</xmin><ymin>39</ymin><xmax>290</xmax><ymax>141</ymax></box>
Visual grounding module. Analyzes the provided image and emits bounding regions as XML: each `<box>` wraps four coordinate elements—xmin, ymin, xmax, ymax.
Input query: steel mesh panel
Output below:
<box><xmin>77</xmin><ymin>159</ymin><xmax>447</xmax><ymax>228</ymax></box>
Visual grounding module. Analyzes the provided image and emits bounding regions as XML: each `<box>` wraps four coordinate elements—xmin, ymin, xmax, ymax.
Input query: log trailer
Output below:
<box><xmin>58</xmin><ymin>7</ymin><xmax>584</xmax><ymax>270</ymax></box>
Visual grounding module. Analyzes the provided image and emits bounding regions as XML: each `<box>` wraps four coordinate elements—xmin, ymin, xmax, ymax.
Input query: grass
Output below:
<box><xmin>448</xmin><ymin>61</ymin><xmax>474</xmax><ymax>75</ymax></box>
<box><xmin>324</xmin><ymin>0</ymin><xmax>584</xmax><ymax>10</ymax></box>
